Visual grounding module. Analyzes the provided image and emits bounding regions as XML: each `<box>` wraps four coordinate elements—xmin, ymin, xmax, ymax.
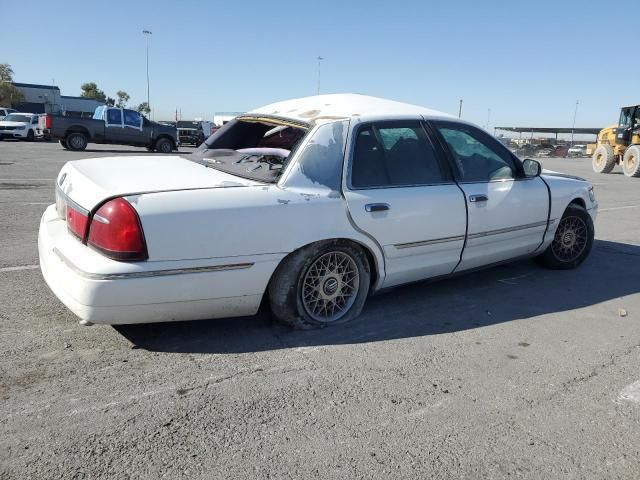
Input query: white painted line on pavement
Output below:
<box><xmin>618</xmin><ymin>380</ymin><xmax>640</xmax><ymax>404</ymax></box>
<box><xmin>599</xmin><ymin>204</ymin><xmax>640</xmax><ymax>212</ymax></box>
<box><xmin>0</xmin><ymin>178</ymin><xmax>55</xmax><ymax>182</ymax></box>
<box><xmin>0</xmin><ymin>265</ymin><xmax>39</xmax><ymax>273</ymax></box>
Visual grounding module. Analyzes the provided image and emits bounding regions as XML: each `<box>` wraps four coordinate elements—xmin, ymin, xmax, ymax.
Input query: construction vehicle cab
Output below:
<box><xmin>591</xmin><ymin>104</ymin><xmax>640</xmax><ymax>177</ymax></box>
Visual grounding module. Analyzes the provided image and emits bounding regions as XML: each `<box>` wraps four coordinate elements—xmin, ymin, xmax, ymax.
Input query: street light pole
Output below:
<box><xmin>458</xmin><ymin>99</ymin><xmax>463</xmax><ymax>118</ymax></box>
<box><xmin>316</xmin><ymin>56</ymin><xmax>323</xmax><ymax>95</ymax></box>
<box><xmin>571</xmin><ymin>100</ymin><xmax>579</xmax><ymax>146</ymax></box>
<box><xmin>142</xmin><ymin>30</ymin><xmax>152</xmax><ymax>118</ymax></box>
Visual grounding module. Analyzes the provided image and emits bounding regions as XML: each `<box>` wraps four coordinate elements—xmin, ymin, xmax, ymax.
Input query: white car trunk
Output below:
<box><xmin>57</xmin><ymin>155</ymin><xmax>262</xmax><ymax>210</ymax></box>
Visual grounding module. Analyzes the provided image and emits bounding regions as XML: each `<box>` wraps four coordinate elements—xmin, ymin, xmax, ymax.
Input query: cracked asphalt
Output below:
<box><xmin>1</xmin><ymin>141</ymin><xmax>639</xmax><ymax>479</ymax></box>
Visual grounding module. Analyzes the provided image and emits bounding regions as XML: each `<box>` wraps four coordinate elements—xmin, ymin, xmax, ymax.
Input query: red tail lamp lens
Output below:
<box><xmin>66</xmin><ymin>205</ymin><xmax>89</xmax><ymax>239</ymax></box>
<box><xmin>87</xmin><ymin>198</ymin><xmax>148</xmax><ymax>261</ymax></box>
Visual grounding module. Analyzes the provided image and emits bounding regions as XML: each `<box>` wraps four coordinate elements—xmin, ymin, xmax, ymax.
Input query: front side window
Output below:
<box><xmin>619</xmin><ymin>108</ymin><xmax>632</xmax><ymax>128</ymax></box>
<box><xmin>351</xmin><ymin>122</ymin><xmax>446</xmax><ymax>188</ymax></box>
<box><xmin>106</xmin><ymin>109</ymin><xmax>122</xmax><ymax>125</ymax></box>
<box><xmin>123</xmin><ymin>110</ymin><xmax>142</xmax><ymax>128</ymax></box>
<box><xmin>434</xmin><ymin>122</ymin><xmax>516</xmax><ymax>182</ymax></box>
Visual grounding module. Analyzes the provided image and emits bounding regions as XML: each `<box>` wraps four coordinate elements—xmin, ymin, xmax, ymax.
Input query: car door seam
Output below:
<box><xmin>421</xmin><ymin>119</ymin><xmax>468</xmax><ymax>273</ymax></box>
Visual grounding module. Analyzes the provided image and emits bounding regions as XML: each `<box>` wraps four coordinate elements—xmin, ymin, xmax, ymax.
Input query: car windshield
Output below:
<box><xmin>3</xmin><ymin>114</ymin><xmax>31</xmax><ymax>123</ymax></box>
<box><xmin>183</xmin><ymin>117</ymin><xmax>308</xmax><ymax>183</ymax></box>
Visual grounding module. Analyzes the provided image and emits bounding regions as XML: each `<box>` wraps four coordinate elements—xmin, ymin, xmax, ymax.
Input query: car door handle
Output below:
<box><xmin>365</xmin><ymin>203</ymin><xmax>390</xmax><ymax>212</ymax></box>
<box><xmin>469</xmin><ymin>194</ymin><xmax>488</xmax><ymax>203</ymax></box>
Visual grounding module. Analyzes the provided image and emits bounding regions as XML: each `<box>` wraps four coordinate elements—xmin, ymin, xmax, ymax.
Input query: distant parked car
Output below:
<box><xmin>536</xmin><ymin>147</ymin><xmax>553</xmax><ymax>158</ymax></box>
<box><xmin>39</xmin><ymin>106</ymin><xmax>178</xmax><ymax>152</ymax></box>
<box><xmin>0</xmin><ymin>113</ymin><xmax>41</xmax><ymax>141</ymax></box>
<box><xmin>568</xmin><ymin>145</ymin><xmax>587</xmax><ymax>157</ymax></box>
<box><xmin>553</xmin><ymin>145</ymin><xmax>569</xmax><ymax>158</ymax></box>
<box><xmin>0</xmin><ymin>107</ymin><xmax>17</xmax><ymax>120</ymax></box>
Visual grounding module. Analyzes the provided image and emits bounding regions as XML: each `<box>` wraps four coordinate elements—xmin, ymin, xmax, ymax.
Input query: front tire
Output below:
<box><xmin>592</xmin><ymin>145</ymin><xmax>615</xmax><ymax>173</ymax></box>
<box><xmin>535</xmin><ymin>203</ymin><xmax>594</xmax><ymax>270</ymax></box>
<box><xmin>622</xmin><ymin>145</ymin><xmax>640</xmax><ymax>177</ymax></box>
<box><xmin>26</xmin><ymin>130</ymin><xmax>35</xmax><ymax>142</ymax></box>
<box><xmin>154</xmin><ymin>138</ymin><xmax>173</xmax><ymax>153</ymax></box>
<box><xmin>66</xmin><ymin>132</ymin><xmax>88</xmax><ymax>151</ymax></box>
<box><xmin>268</xmin><ymin>240</ymin><xmax>371</xmax><ymax>329</ymax></box>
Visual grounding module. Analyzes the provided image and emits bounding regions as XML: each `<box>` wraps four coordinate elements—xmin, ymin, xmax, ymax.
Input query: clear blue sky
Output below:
<box><xmin>4</xmin><ymin>0</ymin><xmax>639</xmax><ymax>130</ymax></box>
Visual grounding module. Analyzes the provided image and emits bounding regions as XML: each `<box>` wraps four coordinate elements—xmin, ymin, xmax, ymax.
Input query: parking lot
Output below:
<box><xmin>1</xmin><ymin>140</ymin><xmax>639</xmax><ymax>479</ymax></box>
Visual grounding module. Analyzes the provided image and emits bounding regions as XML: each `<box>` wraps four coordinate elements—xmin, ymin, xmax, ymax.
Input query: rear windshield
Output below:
<box><xmin>3</xmin><ymin>114</ymin><xmax>32</xmax><ymax>123</ymax></box>
<box><xmin>183</xmin><ymin>118</ymin><xmax>308</xmax><ymax>183</ymax></box>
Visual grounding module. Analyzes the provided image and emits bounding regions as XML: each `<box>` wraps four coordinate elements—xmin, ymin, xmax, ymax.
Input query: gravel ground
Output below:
<box><xmin>1</xmin><ymin>141</ymin><xmax>639</xmax><ymax>479</ymax></box>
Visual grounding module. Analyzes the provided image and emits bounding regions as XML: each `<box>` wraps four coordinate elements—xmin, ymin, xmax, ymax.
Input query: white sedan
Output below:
<box><xmin>39</xmin><ymin>94</ymin><xmax>597</xmax><ymax>328</ymax></box>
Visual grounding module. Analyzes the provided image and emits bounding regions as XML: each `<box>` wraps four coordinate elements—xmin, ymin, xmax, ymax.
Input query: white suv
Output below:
<box><xmin>0</xmin><ymin>107</ymin><xmax>17</xmax><ymax>120</ymax></box>
<box><xmin>0</xmin><ymin>113</ymin><xmax>40</xmax><ymax>141</ymax></box>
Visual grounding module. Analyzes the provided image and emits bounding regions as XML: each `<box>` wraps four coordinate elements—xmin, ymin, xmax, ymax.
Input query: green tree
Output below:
<box><xmin>0</xmin><ymin>63</ymin><xmax>15</xmax><ymax>81</ymax></box>
<box><xmin>0</xmin><ymin>63</ymin><xmax>25</xmax><ymax>107</ymax></box>
<box><xmin>116</xmin><ymin>90</ymin><xmax>130</xmax><ymax>108</ymax></box>
<box><xmin>80</xmin><ymin>82</ymin><xmax>106</xmax><ymax>103</ymax></box>
<box><xmin>135</xmin><ymin>102</ymin><xmax>150</xmax><ymax>116</ymax></box>
<box><xmin>105</xmin><ymin>97</ymin><xmax>115</xmax><ymax>107</ymax></box>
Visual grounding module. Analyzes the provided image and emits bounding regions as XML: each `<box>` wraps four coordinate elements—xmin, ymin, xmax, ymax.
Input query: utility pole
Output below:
<box><xmin>571</xmin><ymin>100</ymin><xmax>579</xmax><ymax>146</ymax></box>
<box><xmin>142</xmin><ymin>30</ymin><xmax>152</xmax><ymax>118</ymax></box>
<box><xmin>316</xmin><ymin>56</ymin><xmax>323</xmax><ymax>95</ymax></box>
<box><xmin>458</xmin><ymin>99</ymin><xmax>463</xmax><ymax>118</ymax></box>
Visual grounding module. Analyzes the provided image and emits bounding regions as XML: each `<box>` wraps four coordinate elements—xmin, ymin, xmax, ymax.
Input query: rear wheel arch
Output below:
<box><xmin>268</xmin><ymin>238</ymin><xmax>380</xmax><ymax>295</ymax></box>
<box><xmin>154</xmin><ymin>135</ymin><xmax>175</xmax><ymax>151</ymax></box>
<box><xmin>65</xmin><ymin>126</ymin><xmax>91</xmax><ymax>139</ymax></box>
<box><xmin>265</xmin><ymin>238</ymin><xmax>380</xmax><ymax>328</ymax></box>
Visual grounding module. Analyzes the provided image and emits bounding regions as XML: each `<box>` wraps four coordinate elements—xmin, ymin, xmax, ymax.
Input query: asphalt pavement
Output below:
<box><xmin>1</xmin><ymin>140</ymin><xmax>639</xmax><ymax>479</ymax></box>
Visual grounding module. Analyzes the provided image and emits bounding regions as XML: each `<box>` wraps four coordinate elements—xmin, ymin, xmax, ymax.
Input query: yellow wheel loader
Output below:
<box><xmin>589</xmin><ymin>105</ymin><xmax>640</xmax><ymax>177</ymax></box>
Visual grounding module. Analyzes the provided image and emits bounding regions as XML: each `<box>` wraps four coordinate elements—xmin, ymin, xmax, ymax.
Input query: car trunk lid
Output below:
<box><xmin>57</xmin><ymin>155</ymin><xmax>262</xmax><ymax>211</ymax></box>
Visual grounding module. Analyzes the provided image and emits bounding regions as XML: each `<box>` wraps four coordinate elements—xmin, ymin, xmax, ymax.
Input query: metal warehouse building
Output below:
<box><xmin>11</xmin><ymin>83</ymin><xmax>104</xmax><ymax>117</ymax></box>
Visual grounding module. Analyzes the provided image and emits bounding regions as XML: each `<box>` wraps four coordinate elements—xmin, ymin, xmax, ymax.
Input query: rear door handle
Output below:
<box><xmin>469</xmin><ymin>194</ymin><xmax>488</xmax><ymax>203</ymax></box>
<box><xmin>365</xmin><ymin>203</ymin><xmax>390</xmax><ymax>212</ymax></box>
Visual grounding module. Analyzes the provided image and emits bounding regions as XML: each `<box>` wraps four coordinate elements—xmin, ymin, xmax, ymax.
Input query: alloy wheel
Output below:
<box><xmin>301</xmin><ymin>251</ymin><xmax>360</xmax><ymax>323</ymax></box>
<box><xmin>551</xmin><ymin>215</ymin><xmax>588</xmax><ymax>262</ymax></box>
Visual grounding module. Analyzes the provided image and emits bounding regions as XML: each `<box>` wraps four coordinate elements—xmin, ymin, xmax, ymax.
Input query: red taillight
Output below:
<box><xmin>66</xmin><ymin>205</ymin><xmax>89</xmax><ymax>239</ymax></box>
<box><xmin>87</xmin><ymin>198</ymin><xmax>148</xmax><ymax>261</ymax></box>
<box><xmin>44</xmin><ymin>115</ymin><xmax>52</xmax><ymax>129</ymax></box>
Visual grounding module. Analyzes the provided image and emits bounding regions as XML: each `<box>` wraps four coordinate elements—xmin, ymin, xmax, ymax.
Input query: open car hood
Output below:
<box><xmin>57</xmin><ymin>155</ymin><xmax>263</xmax><ymax>210</ymax></box>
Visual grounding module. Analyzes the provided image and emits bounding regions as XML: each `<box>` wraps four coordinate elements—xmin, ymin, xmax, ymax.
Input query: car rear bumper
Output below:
<box><xmin>38</xmin><ymin>204</ymin><xmax>279</xmax><ymax>324</ymax></box>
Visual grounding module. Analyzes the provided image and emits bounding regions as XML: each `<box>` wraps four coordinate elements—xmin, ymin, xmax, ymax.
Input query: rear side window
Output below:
<box><xmin>106</xmin><ymin>109</ymin><xmax>122</xmax><ymax>125</ymax></box>
<box><xmin>123</xmin><ymin>110</ymin><xmax>142</xmax><ymax>128</ymax></box>
<box><xmin>282</xmin><ymin>120</ymin><xmax>348</xmax><ymax>192</ymax></box>
<box><xmin>351</xmin><ymin>122</ymin><xmax>447</xmax><ymax>188</ymax></box>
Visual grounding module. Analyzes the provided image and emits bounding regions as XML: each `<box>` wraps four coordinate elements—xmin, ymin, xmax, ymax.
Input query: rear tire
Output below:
<box><xmin>66</xmin><ymin>132</ymin><xmax>88</xmax><ymax>151</ymax></box>
<box><xmin>268</xmin><ymin>240</ymin><xmax>371</xmax><ymax>329</ymax></box>
<box><xmin>592</xmin><ymin>145</ymin><xmax>615</xmax><ymax>173</ymax></box>
<box><xmin>535</xmin><ymin>203</ymin><xmax>594</xmax><ymax>270</ymax></box>
<box><xmin>622</xmin><ymin>145</ymin><xmax>640</xmax><ymax>177</ymax></box>
<box><xmin>154</xmin><ymin>138</ymin><xmax>173</xmax><ymax>153</ymax></box>
<box><xmin>59</xmin><ymin>139</ymin><xmax>69</xmax><ymax>150</ymax></box>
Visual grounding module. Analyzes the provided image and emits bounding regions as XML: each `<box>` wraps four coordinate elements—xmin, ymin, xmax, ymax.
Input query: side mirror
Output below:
<box><xmin>523</xmin><ymin>158</ymin><xmax>542</xmax><ymax>177</ymax></box>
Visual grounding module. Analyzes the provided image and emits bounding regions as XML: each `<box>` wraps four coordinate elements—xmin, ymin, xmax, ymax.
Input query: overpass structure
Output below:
<box><xmin>495</xmin><ymin>126</ymin><xmax>602</xmax><ymax>141</ymax></box>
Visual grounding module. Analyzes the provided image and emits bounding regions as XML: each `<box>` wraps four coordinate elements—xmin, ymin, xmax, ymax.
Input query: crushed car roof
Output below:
<box><xmin>248</xmin><ymin>93</ymin><xmax>453</xmax><ymax>124</ymax></box>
